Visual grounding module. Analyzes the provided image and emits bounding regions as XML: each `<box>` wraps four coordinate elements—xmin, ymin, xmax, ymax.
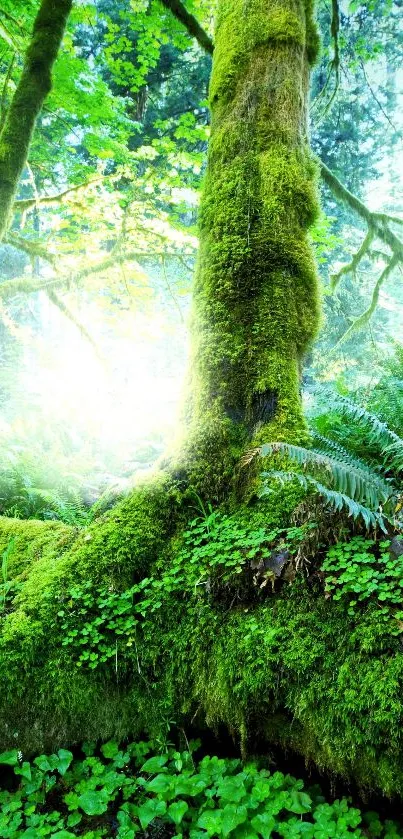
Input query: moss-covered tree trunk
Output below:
<box><xmin>0</xmin><ymin>0</ymin><xmax>326</xmax><ymax>762</ymax></box>
<box><xmin>181</xmin><ymin>0</ymin><xmax>320</xmax><ymax>491</ymax></box>
<box><xmin>0</xmin><ymin>0</ymin><xmax>73</xmax><ymax>240</ymax></box>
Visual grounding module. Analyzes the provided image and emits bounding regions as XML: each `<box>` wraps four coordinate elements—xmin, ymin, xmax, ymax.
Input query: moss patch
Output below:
<box><xmin>2</xmin><ymin>490</ymin><xmax>403</xmax><ymax>799</ymax></box>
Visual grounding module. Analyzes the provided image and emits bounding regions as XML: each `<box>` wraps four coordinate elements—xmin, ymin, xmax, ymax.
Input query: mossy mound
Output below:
<box><xmin>1</xmin><ymin>479</ymin><xmax>403</xmax><ymax>798</ymax></box>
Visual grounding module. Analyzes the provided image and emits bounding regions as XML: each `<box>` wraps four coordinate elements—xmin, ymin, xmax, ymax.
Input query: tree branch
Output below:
<box><xmin>47</xmin><ymin>289</ymin><xmax>103</xmax><ymax>359</ymax></box>
<box><xmin>320</xmin><ymin>160</ymin><xmax>403</xmax><ymax>265</ymax></box>
<box><xmin>4</xmin><ymin>231</ymin><xmax>57</xmax><ymax>268</ymax></box>
<box><xmin>333</xmin><ymin>255</ymin><xmax>399</xmax><ymax>348</ymax></box>
<box><xmin>0</xmin><ymin>248</ymin><xmax>190</xmax><ymax>302</ymax></box>
<box><xmin>330</xmin><ymin>229</ymin><xmax>374</xmax><ymax>291</ymax></box>
<box><xmin>0</xmin><ymin>249</ymin><xmax>155</xmax><ymax>301</ymax></box>
<box><xmin>0</xmin><ymin>0</ymin><xmax>73</xmax><ymax>240</ymax></box>
<box><xmin>159</xmin><ymin>0</ymin><xmax>214</xmax><ymax>55</ymax></box>
<box><xmin>13</xmin><ymin>177</ymin><xmax>103</xmax><ymax>214</ymax></box>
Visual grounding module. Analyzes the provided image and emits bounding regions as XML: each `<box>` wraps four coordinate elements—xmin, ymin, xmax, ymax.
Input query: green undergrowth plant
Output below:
<box><xmin>322</xmin><ymin>536</ymin><xmax>403</xmax><ymax>634</ymax></box>
<box><xmin>250</xmin><ymin>424</ymin><xmax>401</xmax><ymax>530</ymax></box>
<box><xmin>307</xmin><ymin>388</ymin><xmax>403</xmax><ymax>477</ymax></box>
<box><xmin>0</xmin><ymin>446</ymin><xmax>113</xmax><ymax>526</ymax></box>
<box><xmin>251</xmin><ymin>390</ymin><xmax>402</xmax><ymax>532</ymax></box>
<box><xmin>55</xmin><ymin>512</ymin><xmax>315</xmax><ymax>671</ymax></box>
<box><xmin>1</xmin><ymin>739</ymin><xmax>403</xmax><ymax>838</ymax></box>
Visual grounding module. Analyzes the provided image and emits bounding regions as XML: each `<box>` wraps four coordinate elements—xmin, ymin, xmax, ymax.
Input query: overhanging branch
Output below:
<box><xmin>320</xmin><ymin>160</ymin><xmax>403</xmax><ymax>341</ymax></box>
<box><xmin>320</xmin><ymin>160</ymin><xmax>403</xmax><ymax>265</ymax></box>
<box><xmin>333</xmin><ymin>256</ymin><xmax>399</xmax><ymax>350</ymax></box>
<box><xmin>0</xmin><ymin>248</ymin><xmax>171</xmax><ymax>301</ymax></box>
<box><xmin>159</xmin><ymin>0</ymin><xmax>214</xmax><ymax>55</ymax></box>
<box><xmin>13</xmin><ymin>177</ymin><xmax>104</xmax><ymax>214</ymax></box>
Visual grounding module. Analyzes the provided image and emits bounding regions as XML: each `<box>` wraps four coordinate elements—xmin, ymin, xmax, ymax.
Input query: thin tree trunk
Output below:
<box><xmin>181</xmin><ymin>0</ymin><xmax>321</xmax><ymax>494</ymax></box>
<box><xmin>0</xmin><ymin>0</ymin><xmax>73</xmax><ymax>240</ymax></box>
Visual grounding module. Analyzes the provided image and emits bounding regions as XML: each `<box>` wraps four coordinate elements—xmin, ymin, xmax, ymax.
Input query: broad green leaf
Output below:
<box><xmin>141</xmin><ymin>754</ymin><xmax>169</xmax><ymax>773</ymax></box>
<box><xmin>197</xmin><ymin>809</ymin><xmax>223</xmax><ymax>836</ymax></box>
<box><xmin>137</xmin><ymin>798</ymin><xmax>167</xmax><ymax>829</ymax></box>
<box><xmin>221</xmin><ymin>804</ymin><xmax>248</xmax><ymax>837</ymax></box>
<box><xmin>101</xmin><ymin>740</ymin><xmax>120</xmax><ymax>759</ymax></box>
<box><xmin>145</xmin><ymin>773</ymin><xmax>173</xmax><ymax>795</ymax></box>
<box><xmin>0</xmin><ymin>750</ymin><xmax>19</xmax><ymax>766</ymax></box>
<box><xmin>78</xmin><ymin>789</ymin><xmax>109</xmax><ymax>816</ymax></box>
<box><xmin>15</xmin><ymin>761</ymin><xmax>31</xmax><ymax>781</ymax></box>
<box><xmin>56</xmin><ymin>749</ymin><xmax>74</xmax><ymax>776</ymax></box>
<box><xmin>168</xmin><ymin>800</ymin><xmax>189</xmax><ymax>825</ymax></box>
<box><xmin>251</xmin><ymin>813</ymin><xmax>276</xmax><ymax>839</ymax></box>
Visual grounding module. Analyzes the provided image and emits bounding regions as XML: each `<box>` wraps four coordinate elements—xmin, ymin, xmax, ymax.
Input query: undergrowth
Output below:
<box><xmin>1</xmin><ymin>739</ymin><xmax>402</xmax><ymax>838</ymax></box>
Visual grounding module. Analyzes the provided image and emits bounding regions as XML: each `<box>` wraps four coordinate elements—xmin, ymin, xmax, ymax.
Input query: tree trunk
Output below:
<box><xmin>0</xmin><ymin>0</ymin><xmax>73</xmax><ymax>240</ymax></box>
<box><xmin>180</xmin><ymin>0</ymin><xmax>321</xmax><ymax>494</ymax></box>
<box><xmin>0</xmin><ymin>0</ymin><xmax>323</xmax><ymax>757</ymax></box>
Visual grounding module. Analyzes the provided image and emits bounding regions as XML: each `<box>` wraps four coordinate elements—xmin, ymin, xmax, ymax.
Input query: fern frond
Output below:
<box><xmin>259</xmin><ymin>442</ymin><xmax>393</xmax><ymax>510</ymax></box>
<box><xmin>313</xmin><ymin>389</ymin><xmax>403</xmax><ymax>449</ymax></box>
<box><xmin>309</xmin><ymin>432</ymin><xmax>384</xmax><ymax>476</ymax></box>
<box><xmin>260</xmin><ymin>471</ymin><xmax>387</xmax><ymax>531</ymax></box>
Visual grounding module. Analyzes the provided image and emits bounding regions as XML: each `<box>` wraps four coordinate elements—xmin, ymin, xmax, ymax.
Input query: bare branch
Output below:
<box><xmin>159</xmin><ymin>0</ymin><xmax>214</xmax><ymax>55</ymax></box>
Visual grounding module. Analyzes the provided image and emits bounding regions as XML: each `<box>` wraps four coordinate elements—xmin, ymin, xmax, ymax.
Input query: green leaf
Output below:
<box><xmin>287</xmin><ymin>790</ymin><xmax>313</xmax><ymax>815</ymax></box>
<box><xmin>221</xmin><ymin>804</ymin><xmax>248</xmax><ymax>837</ymax></box>
<box><xmin>137</xmin><ymin>798</ymin><xmax>167</xmax><ymax>829</ymax></box>
<box><xmin>34</xmin><ymin>755</ymin><xmax>53</xmax><ymax>772</ymax></box>
<box><xmin>197</xmin><ymin>809</ymin><xmax>223</xmax><ymax>836</ymax></box>
<box><xmin>56</xmin><ymin>749</ymin><xmax>73</xmax><ymax>776</ymax></box>
<box><xmin>15</xmin><ymin>761</ymin><xmax>31</xmax><ymax>781</ymax></box>
<box><xmin>168</xmin><ymin>800</ymin><xmax>189</xmax><ymax>825</ymax></box>
<box><xmin>146</xmin><ymin>773</ymin><xmax>173</xmax><ymax>795</ymax></box>
<box><xmin>141</xmin><ymin>754</ymin><xmax>169</xmax><ymax>773</ymax></box>
<box><xmin>52</xmin><ymin>833</ymin><xmax>77</xmax><ymax>839</ymax></box>
<box><xmin>0</xmin><ymin>750</ymin><xmax>19</xmax><ymax>766</ymax></box>
<box><xmin>67</xmin><ymin>812</ymin><xmax>82</xmax><ymax>827</ymax></box>
<box><xmin>78</xmin><ymin>789</ymin><xmax>109</xmax><ymax>816</ymax></box>
<box><xmin>217</xmin><ymin>777</ymin><xmax>247</xmax><ymax>803</ymax></box>
<box><xmin>101</xmin><ymin>740</ymin><xmax>120</xmax><ymax>759</ymax></box>
<box><xmin>251</xmin><ymin>813</ymin><xmax>276</xmax><ymax>839</ymax></box>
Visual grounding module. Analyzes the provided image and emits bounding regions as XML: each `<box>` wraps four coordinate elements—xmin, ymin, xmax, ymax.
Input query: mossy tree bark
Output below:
<box><xmin>0</xmin><ymin>0</ymin><xmax>325</xmax><ymax>759</ymax></box>
<box><xmin>180</xmin><ymin>0</ymin><xmax>321</xmax><ymax>493</ymax></box>
<box><xmin>0</xmin><ymin>0</ymin><xmax>73</xmax><ymax>241</ymax></box>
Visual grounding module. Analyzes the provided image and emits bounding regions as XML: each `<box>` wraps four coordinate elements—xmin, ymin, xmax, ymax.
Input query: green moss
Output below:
<box><xmin>173</xmin><ymin>591</ymin><xmax>403</xmax><ymax>797</ymax></box>
<box><xmin>3</xmin><ymin>488</ymin><xmax>403</xmax><ymax>797</ymax></box>
<box><xmin>0</xmin><ymin>472</ymin><xmax>184</xmax><ymax>752</ymax></box>
<box><xmin>181</xmin><ymin>0</ymin><xmax>321</xmax><ymax>493</ymax></box>
<box><xmin>0</xmin><ymin>0</ymin><xmax>73</xmax><ymax>239</ymax></box>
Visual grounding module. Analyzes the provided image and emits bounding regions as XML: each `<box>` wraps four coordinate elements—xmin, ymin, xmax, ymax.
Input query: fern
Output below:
<box><xmin>309</xmin><ymin>432</ymin><xmax>385</xmax><ymax>477</ymax></box>
<box><xmin>255</xmin><ymin>440</ymin><xmax>397</xmax><ymax>530</ymax></box>
<box><xmin>259</xmin><ymin>442</ymin><xmax>392</xmax><ymax>509</ymax></box>
<box><xmin>312</xmin><ymin>389</ymin><xmax>403</xmax><ymax>449</ymax></box>
<box><xmin>260</xmin><ymin>471</ymin><xmax>386</xmax><ymax>531</ymax></box>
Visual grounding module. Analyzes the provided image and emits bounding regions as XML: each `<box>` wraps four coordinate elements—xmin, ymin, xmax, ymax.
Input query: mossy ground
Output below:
<box><xmin>1</xmin><ymin>477</ymin><xmax>403</xmax><ymax>799</ymax></box>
